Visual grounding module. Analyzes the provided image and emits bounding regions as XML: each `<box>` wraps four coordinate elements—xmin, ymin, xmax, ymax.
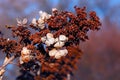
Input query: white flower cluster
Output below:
<box><xmin>41</xmin><ymin>33</ymin><xmax>68</xmax><ymax>47</ymax></box>
<box><xmin>49</xmin><ymin>48</ymin><xmax>68</xmax><ymax>59</ymax></box>
<box><xmin>20</xmin><ymin>47</ymin><xmax>33</xmax><ymax>64</ymax></box>
<box><xmin>32</xmin><ymin>11</ymin><xmax>51</xmax><ymax>29</ymax></box>
<box><xmin>41</xmin><ymin>33</ymin><xmax>68</xmax><ymax>59</ymax></box>
<box><xmin>17</xmin><ymin>18</ymin><xmax>28</xmax><ymax>27</ymax></box>
<box><xmin>54</xmin><ymin>35</ymin><xmax>68</xmax><ymax>48</ymax></box>
<box><xmin>41</xmin><ymin>33</ymin><xmax>55</xmax><ymax>46</ymax></box>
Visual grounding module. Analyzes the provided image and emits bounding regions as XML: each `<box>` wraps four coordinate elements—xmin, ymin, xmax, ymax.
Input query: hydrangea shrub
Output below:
<box><xmin>0</xmin><ymin>6</ymin><xmax>101</xmax><ymax>80</ymax></box>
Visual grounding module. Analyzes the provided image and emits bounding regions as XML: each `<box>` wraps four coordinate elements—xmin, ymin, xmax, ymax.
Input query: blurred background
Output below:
<box><xmin>0</xmin><ymin>0</ymin><xmax>120</xmax><ymax>80</ymax></box>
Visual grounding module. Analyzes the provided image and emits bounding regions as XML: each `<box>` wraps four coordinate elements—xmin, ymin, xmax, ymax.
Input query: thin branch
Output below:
<box><xmin>0</xmin><ymin>69</ymin><xmax>5</xmax><ymax>80</ymax></box>
<box><xmin>0</xmin><ymin>55</ymin><xmax>16</xmax><ymax>71</ymax></box>
<box><xmin>0</xmin><ymin>55</ymin><xmax>16</xmax><ymax>80</ymax></box>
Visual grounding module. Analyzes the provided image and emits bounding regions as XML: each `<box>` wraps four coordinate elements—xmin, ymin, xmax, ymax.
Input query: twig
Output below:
<box><xmin>0</xmin><ymin>69</ymin><xmax>5</xmax><ymax>80</ymax></box>
<box><xmin>0</xmin><ymin>55</ymin><xmax>16</xmax><ymax>80</ymax></box>
<box><xmin>0</xmin><ymin>56</ymin><xmax>16</xmax><ymax>71</ymax></box>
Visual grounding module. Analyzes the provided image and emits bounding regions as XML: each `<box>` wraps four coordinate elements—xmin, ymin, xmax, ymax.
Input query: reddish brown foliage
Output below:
<box><xmin>0</xmin><ymin>6</ymin><xmax>101</xmax><ymax>80</ymax></box>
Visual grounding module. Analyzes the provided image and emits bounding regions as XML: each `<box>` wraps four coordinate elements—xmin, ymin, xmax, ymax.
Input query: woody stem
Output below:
<box><xmin>0</xmin><ymin>55</ymin><xmax>16</xmax><ymax>71</ymax></box>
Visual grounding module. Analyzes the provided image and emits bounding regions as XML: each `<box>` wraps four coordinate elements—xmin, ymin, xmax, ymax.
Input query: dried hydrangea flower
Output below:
<box><xmin>21</xmin><ymin>47</ymin><xmax>31</xmax><ymax>56</ymax></box>
<box><xmin>49</xmin><ymin>48</ymin><xmax>68</xmax><ymax>59</ymax></box>
<box><xmin>38</xmin><ymin>11</ymin><xmax>51</xmax><ymax>29</ymax></box>
<box><xmin>54</xmin><ymin>41</ymin><xmax>65</xmax><ymax>48</ymax></box>
<box><xmin>20</xmin><ymin>47</ymin><xmax>33</xmax><ymax>64</ymax></box>
<box><xmin>16</xmin><ymin>18</ymin><xmax>27</xmax><ymax>27</ymax></box>
<box><xmin>37</xmin><ymin>18</ymin><xmax>45</xmax><ymax>29</ymax></box>
<box><xmin>0</xmin><ymin>6</ymin><xmax>101</xmax><ymax>80</ymax></box>
<box><xmin>39</xmin><ymin>11</ymin><xmax>51</xmax><ymax>20</ymax></box>
<box><xmin>31</xmin><ymin>18</ymin><xmax>37</xmax><ymax>26</ymax></box>
<box><xmin>49</xmin><ymin>48</ymin><xmax>57</xmax><ymax>57</ymax></box>
<box><xmin>31</xmin><ymin>11</ymin><xmax>51</xmax><ymax>29</ymax></box>
<box><xmin>31</xmin><ymin>18</ymin><xmax>45</xmax><ymax>29</ymax></box>
<box><xmin>59</xmin><ymin>35</ymin><xmax>68</xmax><ymax>41</ymax></box>
<box><xmin>54</xmin><ymin>49</ymin><xmax>68</xmax><ymax>59</ymax></box>
<box><xmin>54</xmin><ymin>35</ymin><xmax>68</xmax><ymax>48</ymax></box>
<box><xmin>46</xmin><ymin>33</ymin><xmax>54</xmax><ymax>38</ymax></box>
<box><xmin>41</xmin><ymin>33</ymin><xmax>55</xmax><ymax>46</ymax></box>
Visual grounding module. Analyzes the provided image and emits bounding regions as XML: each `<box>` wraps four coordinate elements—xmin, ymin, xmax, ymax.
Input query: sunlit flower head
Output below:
<box><xmin>54</xmin><ymin>35</ymin><xmax>68</xmax><ymax>48</ymax></box>
<box><xmin>39</xmin><ymin>11</ymin><xmax>51</xmax><ymax>20</ymax></box>
<box><xmin>49</xmin><ymin>48</ymin><xmax>68</xmax><ymax>59</ymax></box>
<box><xmin>21</xmin><ymin>47</ymin><xmax>31</xmax><ymax>56</ymax></box>
<box><xmin>41</xmin><ymin>33</ymin><xmax>55</xmax><ymax>46</ymax></box>
<box><xmin>20</xmin><ymin>47</ymin><xmax>33</xmax><ymax>64</ymax></box>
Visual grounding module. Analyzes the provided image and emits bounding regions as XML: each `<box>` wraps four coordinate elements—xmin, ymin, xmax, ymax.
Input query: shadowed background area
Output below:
<box><xmin>0</xmin><ymin>0</ymin><xmax>120</xmax><ymax>80</ymax></box>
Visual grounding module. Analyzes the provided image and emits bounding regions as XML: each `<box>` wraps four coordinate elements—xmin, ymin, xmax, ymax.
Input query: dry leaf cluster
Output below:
<box><xmin>0</xmin><ymin>6</ymin><xmax>101</xmax><ymax>80</ymax></box>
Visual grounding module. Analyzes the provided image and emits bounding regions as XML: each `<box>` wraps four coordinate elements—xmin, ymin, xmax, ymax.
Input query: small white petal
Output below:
<box><xmin>38</xmin><ymin>23</ymin><xmax>45</xmax><ymax>29</ymax></box>
<box><xmin>37</xmin><ymin>18</ymin><xmax>45</xmax><ymax>29</ymax></box>
<box><xmin>64</xmin><ymin>49</ymin><xmax>68</xmax><ymax>54</ymax></box>
<box><xmin>41</xmin><ymin>36</ymin><xmax>46</xmax><ymax>43</ymax></box>
<box><xmin>42</xmin><ymin>33</ymin><xmax>55</xmax><ymax>46</ymax></box>
<box><xmin>54</xmin><ymin>49</ymin><xmax>68</xmax><ymax>59</ymax></box>
<box><xmin>39</xmin><ymin>11</ymin><xmax>46</xmax><ymax>19</ymax></box>
<box><xmin>46</xmin><ymin>33</ymin><xmax>53</xmax><ymax>39</ymax></box>
<box><xmin>54</xmin><ymin>41</ymin><xmax>65</xmax><ymax>48</ymax></box>
<box><xmin>55</xmin><ymin>38</ymin><xmax>59</xmax><ymax>42</ymax></box>
<box><xmin>45</xmin><ymin>40</ymin><xmax>51</xmax><ymax>46</ymax></box>
<box><xmin>16</xmin><ymin>18</ymin><xmax>22</xmax><ymax>24</ymax></box>
<box><xmin>45</xmin><ymin>38</ymin><xmax>55</xmax><ymax>46</ymax></box>
<box><xmin>59</xmin><ymin>49</ymin><xmax>68</xmax><ymax>56</ymax></box>
<box><xmin>59</xmin><ymin>50</ymin><xmax>65</xmax><ymax>56</ymax></box>
<box><xmin>32</xmin><ymin>18</ymin><xmax>37</xmax><ymax>26</ymax></box>
<box><xmin>21</xmin><ymin>47</ymin><xmax>31</xmax><ymax>56</ymax></box>
<box><xmin>22</xmin><ymin>18</ymin><xmax>27</xmax><ymax>25</ymax></box>
<box><xmin>59</xmin><ymin>35</ymin><xmax>68</xmax><ymax>42</ymax></box>
<box><xmin>52</xmin><ymin>8</ymin><xmax>57</xmax><ymax>12</ymax></box>
<box><xmin>46</xmin><ymin>14</ymin><xmax>51</xmax><ymax>19</ymax></box>
<box><xmin>39</xmin><ymin>11</ymin><xmax>51</xmax><ymax>20</ymax></box>
<box><xmin>49</xmin><ymin>49</ymin><xmax>57</xmax><ymax>56</ymax></box>
<box><xmin>38</xmin><ymin>18</ymin><xmax>44</xmax><ymax>24</ymax></box>
<box><xmin>48</xmin><ymin>38</ymin><xmax>55</xmax><ymax>44</ymax></box>
<box><xmin>54</xmin><ymin>52</ymin><xmax>62</xmax><ymax>59</ymax></box>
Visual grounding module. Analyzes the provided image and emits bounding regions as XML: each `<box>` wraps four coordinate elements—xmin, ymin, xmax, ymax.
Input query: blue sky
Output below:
<box><xmin>24</xmin><ymin>0</ymin><xmax>120</xmax><ymax>15</ymax></box>
<box><xmin>110</xmin><ymin>0</ymin><xmax>120</xmax><ymax>6</ymax></box>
